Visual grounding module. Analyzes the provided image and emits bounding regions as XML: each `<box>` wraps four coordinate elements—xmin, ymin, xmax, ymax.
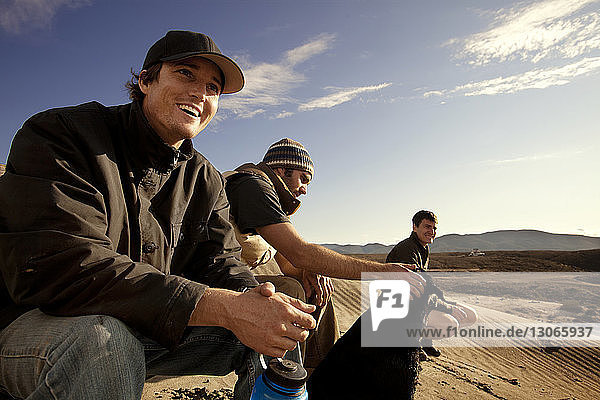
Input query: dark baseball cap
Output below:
<box><xmin>142</xmin><ymin>30</ymin><xmax>244</xmax><ymax>94</ymax></box>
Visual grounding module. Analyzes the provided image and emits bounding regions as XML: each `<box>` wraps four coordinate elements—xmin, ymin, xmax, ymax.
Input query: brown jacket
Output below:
<box><xmin>0</xmin><ymin>101</ymin><xmax>256</xmax><ymax>348</ymax></box>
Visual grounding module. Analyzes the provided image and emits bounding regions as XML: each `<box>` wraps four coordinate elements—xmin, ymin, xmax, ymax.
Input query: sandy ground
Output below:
<box><xmin>142</xmin><ymin>276</ymin><xmax>600</xmax><ymax>399</ymax></box>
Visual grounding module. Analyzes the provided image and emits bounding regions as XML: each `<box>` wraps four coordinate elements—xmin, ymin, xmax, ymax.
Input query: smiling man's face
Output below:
<box><xmin>140</xmin><ymin>57</ymin><xmax>222</xmax><ymax>148</ymax></box>
<box><xmin>413</xmin><ymin>218</ymin><xmax>437</xmax><ymax>246</ymax></box>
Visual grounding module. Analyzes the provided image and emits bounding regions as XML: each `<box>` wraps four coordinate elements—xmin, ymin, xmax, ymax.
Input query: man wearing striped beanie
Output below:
<box><xmin>225</xmin><ymin>138</ymin><xmax>425</xmax><ymax>369</ymax></box>
<box><xmin>263</xmin><ymin>138</ymin><xmax>314</xmax><ymax>184</ymax></box>
<box><xmin>225</xmin><ymin>138</ymin><xmax>335</xmax><ymax>368</ymax></box>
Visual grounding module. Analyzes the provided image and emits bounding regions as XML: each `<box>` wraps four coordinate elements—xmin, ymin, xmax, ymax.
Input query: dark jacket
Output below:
<box><xmin>386</xmin><ymin>232</ymin><xmax>430</xmax><ymax>271</ymax></box>
<box><xmin>0</xmin><ymin>101</ymin><xmax>257</xmax><ymax>348</ymax></box>
<box><xmin>386</xmin><ymin>232</ymin><xmax>454</xmax><ymax>314</ymax></box>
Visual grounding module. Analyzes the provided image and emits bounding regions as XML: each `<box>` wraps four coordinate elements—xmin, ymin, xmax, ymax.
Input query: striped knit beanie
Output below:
<box><xmin>262</xmin><ymin>138</ymin><xmax>314</xmax><ymax>177</ymax></box>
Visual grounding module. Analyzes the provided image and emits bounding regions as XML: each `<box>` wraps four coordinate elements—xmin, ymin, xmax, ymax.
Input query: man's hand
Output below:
<box><xmin>227</xmin><ymin>282</ymin><xmax>316</xmax><ymax>357</ymax></box>
<box><xmin>386</xmin><ymin>263</ymin><xmax>426</xmax><ymax>300</ymax></box>
<box><xmin>301</xmin><ymin>271</ymin><xmax>334</xmax><ymax>307</ymax></box>
<box><xmin>398</xmin><ymin>263</ymin><xmax>419</xmax><ymax>271</ymax></box>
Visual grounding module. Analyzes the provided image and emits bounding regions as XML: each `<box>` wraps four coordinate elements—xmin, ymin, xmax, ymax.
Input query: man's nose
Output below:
<box><xmin>191</xmin><ymin>84</ymin><xmax>207</xmax><ymax>99</ymax></box>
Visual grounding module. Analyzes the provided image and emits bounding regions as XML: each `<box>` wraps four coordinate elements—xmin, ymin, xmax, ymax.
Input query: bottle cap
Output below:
<box><xmin>265</xmin><ymin>358</ymin><xmax>308</xmax><ymax>389</ymax></box>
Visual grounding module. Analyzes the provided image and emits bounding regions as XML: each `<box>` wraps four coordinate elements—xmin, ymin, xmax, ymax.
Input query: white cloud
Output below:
<box><xmin>423</xmin><ymin>90</ymin><xmax>443</xmax><ymax>98</ymax></box>
<box><xmin>433</xmin><ymin>1</ymin><xmax>600</xmax><ymax>101</ymax></box>
<box><xmin>220</xmin><ymin>34</ymin><xmax>389</xmax><ymax>119</ymax></box>
<box><xmin>484</xmin><ymin>149</ymin><xmax>584</xmax><ymax>165</ymax></box>
<box><xmin>298</xmin><ymin>83</ymin><xmax>391</xmax><ymax>112</ymax></box>
<box><xmin>452</xmin><ymin>0</ymin><xmax>600</xmax><ymax>65</ymax></box>
<box><xmin>219</xmin><ymin>34</ymin><xmax>336</xmax><ymax>118</ymax></box>
<box><xmin>285</xmin><ymin>33</ymin><xmax>336</xmax><ymax>65</ymax></box>
<box><xmin>451</xmin><ymin>56</ymin><xmax>600</xmax><ymax>96</ymax></box>
<box><xmin>273</xmin><ymin>111</ymin><xmax>295</xmax><ymax>119</ymax></box>
<box><xmin>0</xmin><ymin>0</ymin><xmax>91</xmax><ymax>34</ymax></box>
<box><xmin>238</xmin><ymin>109</ymin><xmax>266</xmax><ymax>119</ymax></box>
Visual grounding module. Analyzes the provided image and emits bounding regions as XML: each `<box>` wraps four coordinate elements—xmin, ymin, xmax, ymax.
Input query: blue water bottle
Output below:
<box><xmin>250</xmin><ymin>358</ymin><xmax>308</xmax><ymax>399</ymax></box>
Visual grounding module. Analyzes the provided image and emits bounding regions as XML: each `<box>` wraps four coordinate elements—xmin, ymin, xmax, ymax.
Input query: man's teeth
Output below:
<box><xmin>178</xmin><ymin>105</ymin><xmax>199</xmax><ymax>117</ymax></box>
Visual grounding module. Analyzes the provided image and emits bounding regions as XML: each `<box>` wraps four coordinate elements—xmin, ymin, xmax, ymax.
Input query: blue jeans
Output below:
<box><xmin>0</xmin><ymin>309</ymin><xmax>261</xmax><ymax>400</ymax></box>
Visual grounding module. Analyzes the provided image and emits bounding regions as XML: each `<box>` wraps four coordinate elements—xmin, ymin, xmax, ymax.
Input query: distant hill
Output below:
<box><xmin>320</xmin><ymin>243</ymin><xmax>393</xmax><ymax>255</ymax></box>
<box><xmin>430</xmin><ymin>230</ymin><xmax>600</xmax><ymax>252</ymax></box>
<box><xmin>320</xmin><ymin>230</ymin><xmax>600</xmax><ymax>254</ymax></box>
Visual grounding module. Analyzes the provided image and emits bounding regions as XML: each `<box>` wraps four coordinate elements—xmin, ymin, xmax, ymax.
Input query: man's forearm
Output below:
<box><xmin>275</xmin><ymin>252</ymin><xmax>303</xmax><ymax>280</ymax></box>
<box><xmin>291</xmin><ymin>242</ymin><xmax>409</xmax><ymax>279</ymax></box>
<box><xmin>188</xmin><ymin>287</ymin><xmax>238</xmax><ymax>328</ymax></box>
<box><xmin>257</xmin><ymin>222</ymin><xmax>415</xmax><ymax>280</ymax></box>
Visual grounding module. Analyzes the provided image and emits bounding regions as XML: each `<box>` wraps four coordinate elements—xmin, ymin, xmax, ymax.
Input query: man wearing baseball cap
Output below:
<box><xmin>225</xmin><ymin>138</ymin><xmax>427</xmax><ymax>368</ymax></box>
<box><xmin>0</xmin><ymin>31</ymin><xmax>317</xmax><ymax>400</ymax></box>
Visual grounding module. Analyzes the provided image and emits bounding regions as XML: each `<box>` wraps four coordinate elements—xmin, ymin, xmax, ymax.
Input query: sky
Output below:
<box><xmin>0</xmin><ymin>0</ymin><xmax>598</xmax><ymax>244</ymax></box>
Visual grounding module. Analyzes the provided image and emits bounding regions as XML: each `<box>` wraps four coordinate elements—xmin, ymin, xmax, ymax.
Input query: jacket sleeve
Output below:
<box><xmin>177</xmin><ymin>177</ymin><xmax>259</xmax><ymax>291</ymax></box>
<box><xmin>0</xmin><ymin>110</ymin><xmax>204</xmax><ymax>349</ymax></box>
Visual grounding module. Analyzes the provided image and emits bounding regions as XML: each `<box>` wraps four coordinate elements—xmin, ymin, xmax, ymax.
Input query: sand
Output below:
<box><xmin>142</xmin><ymin>275</ymin><xmax>600</xmax><ymax>399</ymax></box>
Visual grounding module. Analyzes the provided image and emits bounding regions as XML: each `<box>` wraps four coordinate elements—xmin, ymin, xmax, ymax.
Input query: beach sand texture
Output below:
<box><xmin>143</xmin><ymin>251</ymin><xmax>600</xmax><ymax>399</ymax></box>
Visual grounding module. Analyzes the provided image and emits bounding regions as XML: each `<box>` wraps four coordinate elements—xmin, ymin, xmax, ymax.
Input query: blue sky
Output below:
<box><xmin>1</xmin><ymin>0</ymin><xmax>598</xmax><ymax>244</ymax></box>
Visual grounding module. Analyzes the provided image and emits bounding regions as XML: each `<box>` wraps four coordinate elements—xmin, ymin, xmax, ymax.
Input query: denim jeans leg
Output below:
<box><xmin>0</xmin><ymin>309</ymin><xmax>145</xmax><ymax>400</ymax></box>
<box><xmin>143</xmin><ymin>326</ymin><xmax>263</xmax><ymax>400</ymax></box>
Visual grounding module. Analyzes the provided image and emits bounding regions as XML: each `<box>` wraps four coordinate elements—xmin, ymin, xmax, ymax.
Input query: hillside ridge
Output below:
<box><xmin>321</xmin><ymin>229</ymin><xmax>600</xmax><ymax>253</ymax></box>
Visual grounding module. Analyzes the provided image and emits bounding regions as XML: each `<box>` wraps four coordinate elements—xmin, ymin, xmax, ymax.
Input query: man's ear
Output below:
<box><xmin>412</xmin><ymin>223</ymin><xmax>418</xmax><ymax>232</ymax></box>
<box><xmin>138</xmin><ymin>70</ymin><xmax>150</xmax><ymax>95</ymax></box>
<box><xmin>272</xmin><ymin>167</ymin><xmax>285</xmax><ymax>177</ymax></box>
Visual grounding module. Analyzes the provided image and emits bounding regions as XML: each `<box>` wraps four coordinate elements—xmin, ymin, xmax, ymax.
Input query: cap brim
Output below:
<box><xmin>161</xmin><ymin>52</ymin><xmax>244</xmax><ymax>94</ymax></box>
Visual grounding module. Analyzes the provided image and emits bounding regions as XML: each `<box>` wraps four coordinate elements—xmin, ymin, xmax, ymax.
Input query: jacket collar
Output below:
<box><xmin>410</xmin><ymin>231</ymin><xmax>428</xmax><ymax>251</ymax></box>
<box><xmin>234</xmin><ymin>162</ymin><xmax>301</xmax><ymax>216</ymax></box>
<box><xmin>125</xmin><ymin>101</ymin><xmax>193</xmax><ymax>173</ymax></box>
